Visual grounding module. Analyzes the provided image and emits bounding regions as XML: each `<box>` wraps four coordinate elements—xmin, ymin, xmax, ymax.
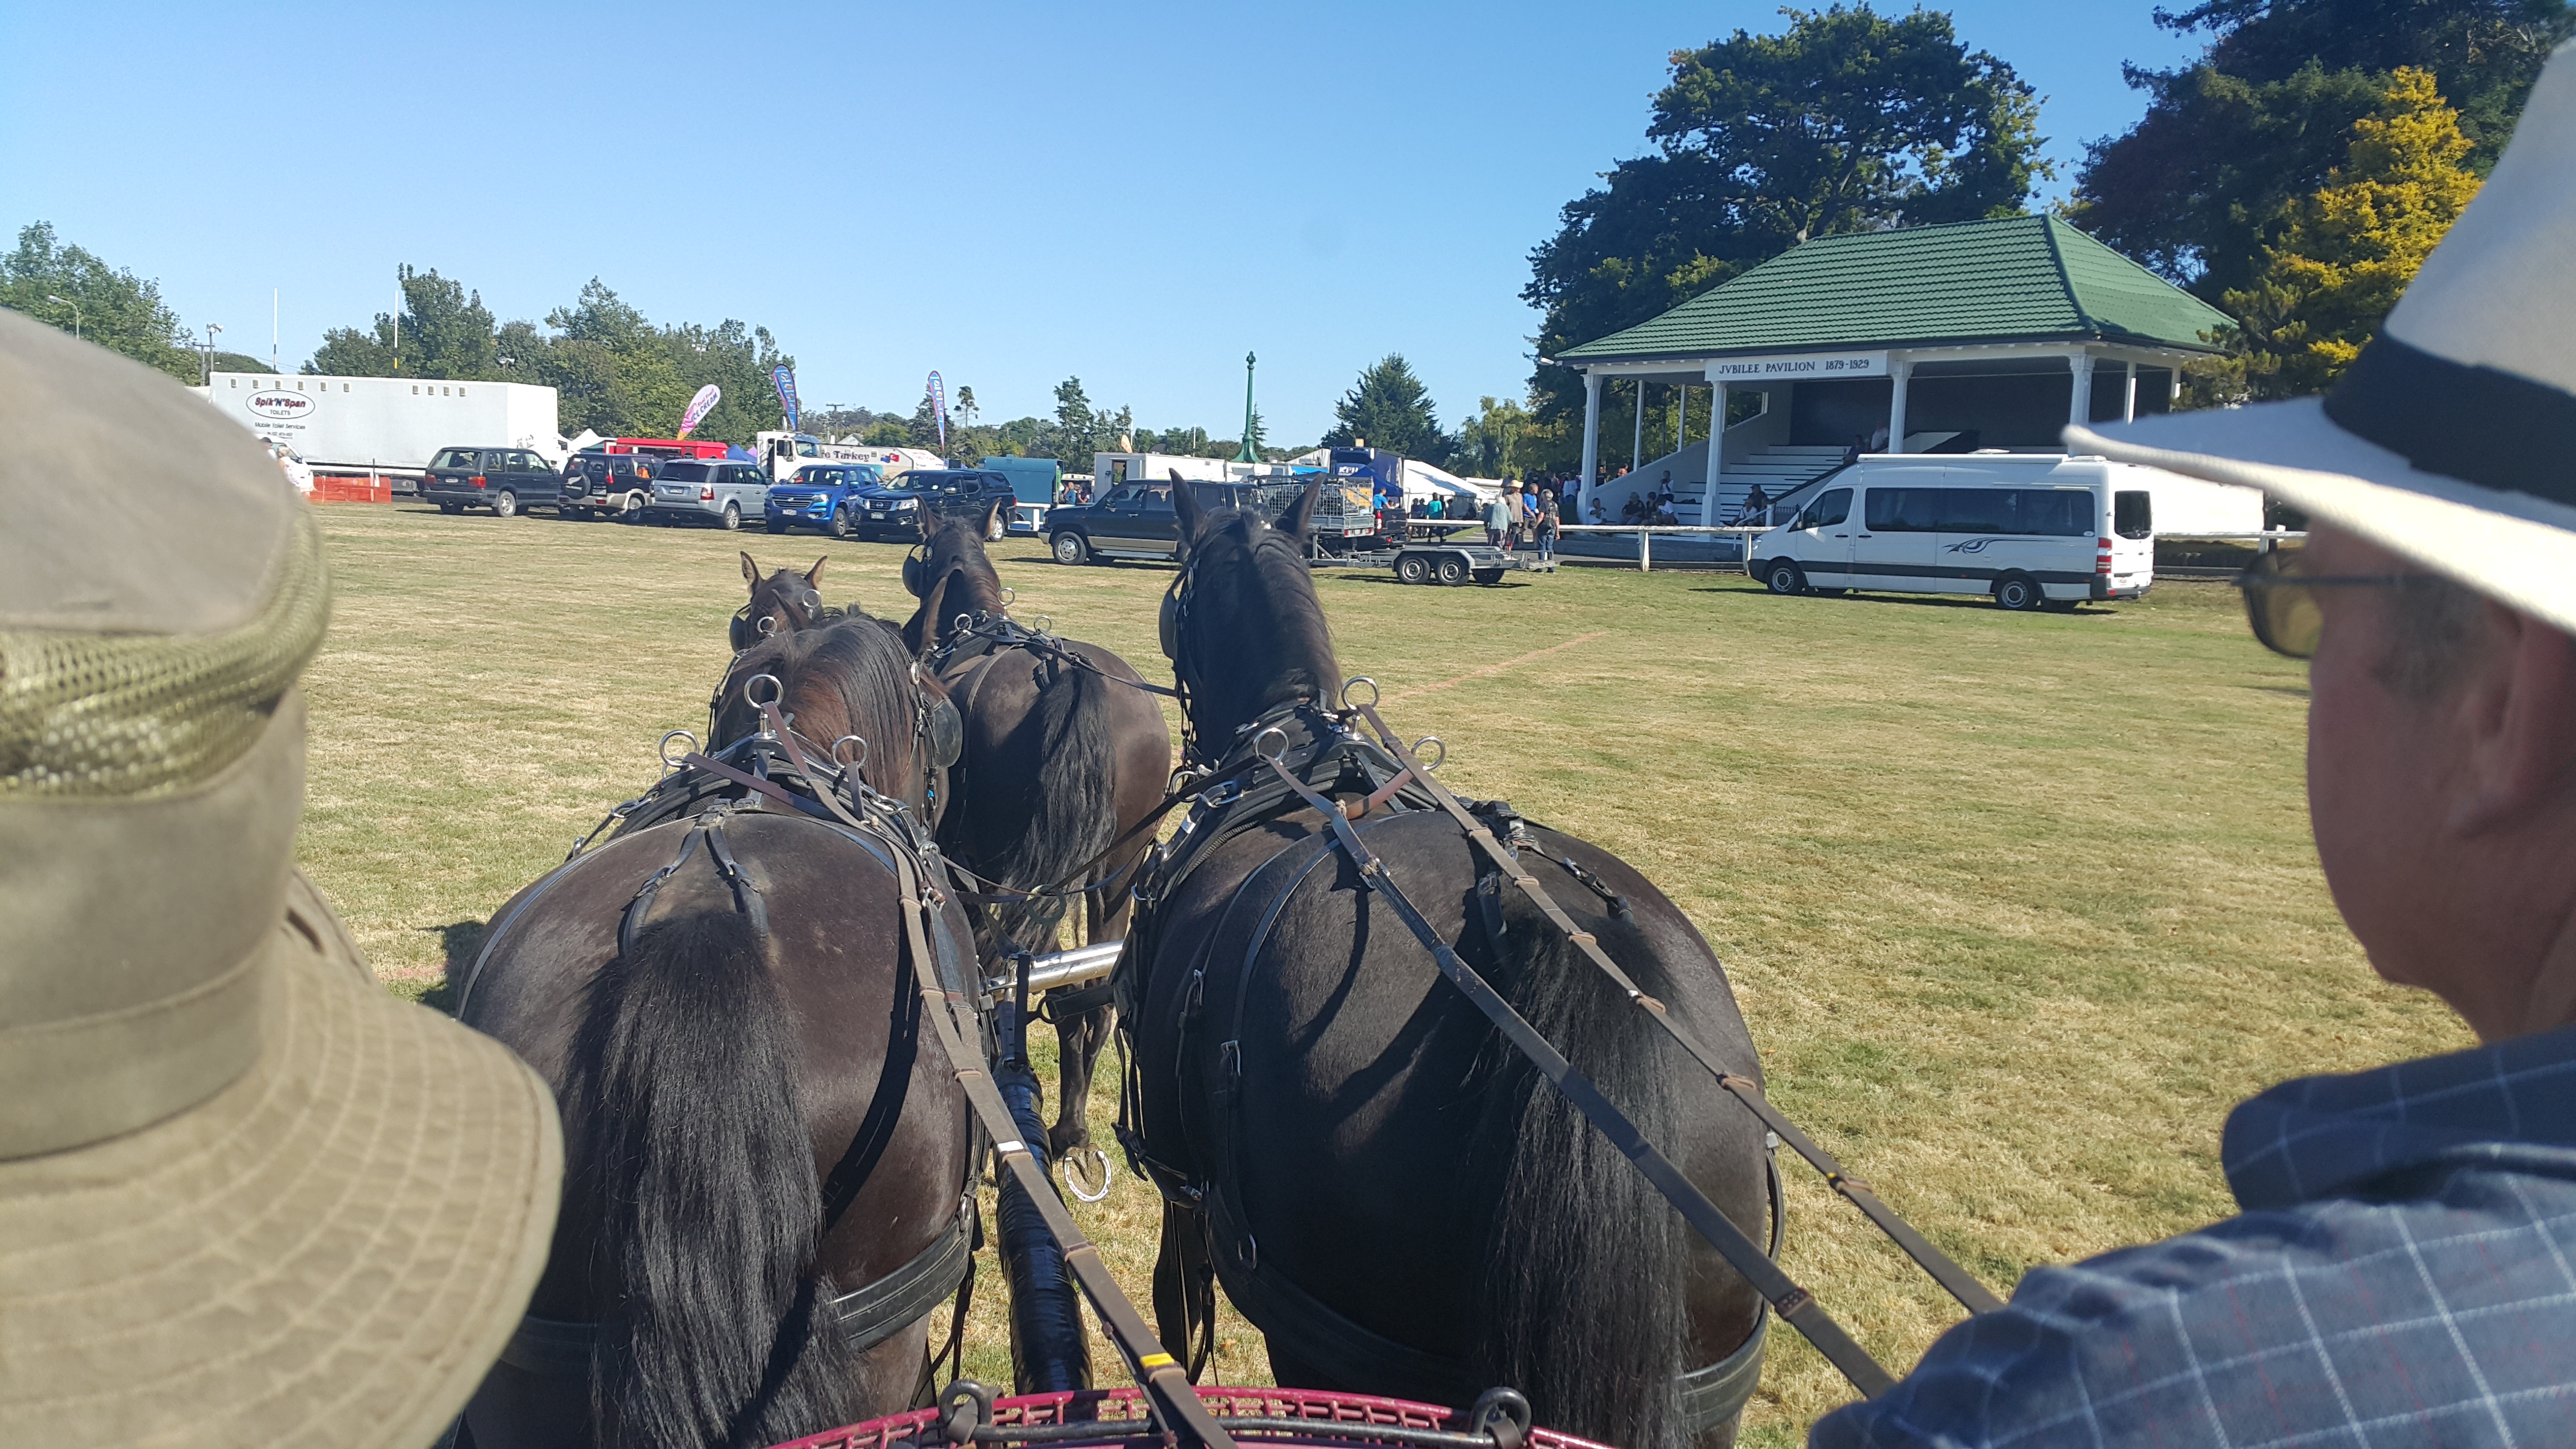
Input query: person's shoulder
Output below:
<box><xmin>1811</xmin><ymin>1167</ymin><xmax>2576</xmax><ymax>1447</ymax></box>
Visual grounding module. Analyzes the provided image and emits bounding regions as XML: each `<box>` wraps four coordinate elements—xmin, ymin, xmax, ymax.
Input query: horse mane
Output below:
<box><xmin>1177</xmin><ymin>502</ymin><xmax>1341</xmax><ymax>740</ymax></box>
<box><xmin>717</xmin><ymin>612</ymin><xmax>923</xmax><ymax>799</ymax></box>
<box><xmin>903</xmin><ymin>515</ymin><xmax>1008</xmax><ymax>656</ymax></box>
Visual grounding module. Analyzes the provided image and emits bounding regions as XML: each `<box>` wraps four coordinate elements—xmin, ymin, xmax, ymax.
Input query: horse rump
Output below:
<box><xmin>1475</xmin><ymin>887</ymin><xmax>1690</xmax><ymax>1449</ymax></box>
<box><xmin>560</xmin><ymin>910</ymin><xmax>862</xmax><ymax>1449</ymax></box>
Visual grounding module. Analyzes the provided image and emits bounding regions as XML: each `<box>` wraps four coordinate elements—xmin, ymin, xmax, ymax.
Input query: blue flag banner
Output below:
<box><xmin>773</xmin><ymin>366</ymin><xmax>799</xmax><ymax>433</ymax></box>
<box><xmin>927</xmin><ymin>370</ymin><xmax>949</xmax><ymax>451</ymax></box>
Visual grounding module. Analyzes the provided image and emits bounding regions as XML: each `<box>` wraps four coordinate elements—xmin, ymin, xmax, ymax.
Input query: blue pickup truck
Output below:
<box><xmin>763</xmin><ymin>462</ymin><xmax>885</xmax><ymax>537</ymax></box>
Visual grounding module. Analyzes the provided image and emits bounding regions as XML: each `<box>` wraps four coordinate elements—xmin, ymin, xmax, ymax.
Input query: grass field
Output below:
<box><xmin>298</xmin><ymin>503</ymin><xmax>2471</xmax><ymax>1445</ymax></box>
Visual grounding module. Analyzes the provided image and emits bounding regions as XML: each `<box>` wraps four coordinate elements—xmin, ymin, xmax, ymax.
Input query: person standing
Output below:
<box><xmin>1484</xmin><ymin>485</ymin><xmax>1512</xmax><ymax>550</ymax></box>
<box><xmin>1812</xmin><ymin>53</ymin><xmax>2576</xmax><ymax>1446</ymax></box>
<box><xmin>1536</xmin><ymin>487</ymin><xmax>1559</xmax><ymax>562</ymax></box>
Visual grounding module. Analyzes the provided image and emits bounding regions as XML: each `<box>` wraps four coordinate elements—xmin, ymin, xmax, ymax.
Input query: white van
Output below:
<box><xmin>1748</xmin><ymin>454</ymin><xmax>2155</xmax><ymax>611</ymax></box>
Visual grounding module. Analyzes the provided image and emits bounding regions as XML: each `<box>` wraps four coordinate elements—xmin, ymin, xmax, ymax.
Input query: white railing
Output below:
<box><xmin>1557</xmin><ymin>523</ymin><xmax>1771</xmax><ymax>573</ymax></box>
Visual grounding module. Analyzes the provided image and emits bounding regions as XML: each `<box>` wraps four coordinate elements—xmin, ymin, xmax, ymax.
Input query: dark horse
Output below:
<box><xmin>736</xmin><ymin>552</ymin><xmax>836</xmax><ymax>651</ymax></box>
<box><xmin>1121</xmin><ymin>480</ymin><xmax>1772</xmax><ymax>1449</ymax></box>
<box><xmin>902</xmin><ymin>510</ymin><xmax>1172</xmax><ymax>1164</ymax></box>
<box><xmin>454</xmin><ymin>612</ymin><xmax>980</xmax><ymax>1449</ymax></box>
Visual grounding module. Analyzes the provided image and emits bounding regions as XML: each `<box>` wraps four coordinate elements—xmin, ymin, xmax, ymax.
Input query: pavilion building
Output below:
<box><xmin>1553</xmin><ymin>214</ymin><xmax>2243</xmax><ymax>528</ymax></box>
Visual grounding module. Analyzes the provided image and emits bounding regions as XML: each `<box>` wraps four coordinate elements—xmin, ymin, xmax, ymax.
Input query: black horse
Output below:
<box><xmin>454</xmin><ymin>613</ymin><xmax>980</xmax><ymax>1449</ymax></box>
<box><xmin>1120</xmin><ymin>479</ymin><xmax>1773</xmax><ymax>1449</ymax></box>
<box><xmin>902</xmin><ymin>510</ymin><xmax>1172</xmax><ymax>1164</ymax></box>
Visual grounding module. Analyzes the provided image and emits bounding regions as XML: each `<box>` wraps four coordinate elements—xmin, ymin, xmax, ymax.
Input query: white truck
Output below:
<box><xmin>198</xmin><ymin>373</ymin><xmax>563</xmax><ymax>495</ymax></box>
<box><xmin>757</xmin><ymin>432</ymin><xmax>946</xmax><ymax>482</ymax></box>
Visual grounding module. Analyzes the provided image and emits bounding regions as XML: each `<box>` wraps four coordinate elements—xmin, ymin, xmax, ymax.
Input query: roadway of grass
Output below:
<box><xmin>297</xmin><ymin>503</ymin><xmax>2469</xmax><ymax>1445</ymax></box>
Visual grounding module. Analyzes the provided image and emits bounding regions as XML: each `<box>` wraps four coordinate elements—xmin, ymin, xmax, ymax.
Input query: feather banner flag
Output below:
<box><xmin>772</xmin><ymin>366</ymin><xmax>799</xmax><ymax>433</ymax></box>
<box><xmin>926</xmin><ymin>370</ymin><xmax>949</xmax><ymax>451</ymax></box>
<box><xmin>677</xmin><ymin>384</ymin><xmax>722</xmax><ymax>439</ymax></box>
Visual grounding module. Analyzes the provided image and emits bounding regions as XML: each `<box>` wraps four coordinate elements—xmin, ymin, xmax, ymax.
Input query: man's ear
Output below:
<box><xmin>805</xmin><ymin>556</ymin><xmax>827</xmax><ymax>586</ymax></box>
<box><xmin>741</xmin><ymin>551</ymin><xmax>761</xmax><ymax>586</ymax></box>
<box><xmin>1170</xmin><ymin>469</ymin><xmax>1202</xmax><ymax>556</ymax></box>
<box><xmin>2452</xmin><ymin>604</ymin><xmax>2576</xmax><ymax>836</ymax></box>
<box><xmin>1278</xmin><ymin>478</ymin><xmax>1322</xmax><ymax>538</ymax></box>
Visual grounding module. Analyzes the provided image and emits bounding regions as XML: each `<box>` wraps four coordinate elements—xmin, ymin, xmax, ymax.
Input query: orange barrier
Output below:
<box><xmin>310</xmin><ymin>475</ymin><xmax>392</xmax><ymax>504</ymax></box>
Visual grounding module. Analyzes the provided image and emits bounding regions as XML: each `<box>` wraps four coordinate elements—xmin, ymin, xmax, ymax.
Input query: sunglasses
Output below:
<box><xmin>2232</xmin><ymin>548</ymin><xmax>2443</xmax><ymax>658</ymax></box>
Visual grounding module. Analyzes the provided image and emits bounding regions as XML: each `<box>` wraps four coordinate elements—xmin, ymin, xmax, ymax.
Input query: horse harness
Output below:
<box><xmin>1116</xmin><ymin>684</ymin><xmax>2013</xmax><ymax>1418</ymax></box>
<box><xmin>464</xmin><ymin>689</ymin><xmax>1242</xmax><ymax>1446</ymax></box>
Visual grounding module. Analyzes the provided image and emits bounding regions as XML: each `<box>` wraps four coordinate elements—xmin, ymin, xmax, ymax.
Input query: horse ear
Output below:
<box><xmin>740</xmin><ymin>551</ymin><xmax>760</xmax><ymax>586</ymax></box>
<box><xmin>1277</xmin><ymin>478</ymin><xmax>1322</xmax><ymax>538</ymax></box>
<box><xmin>1170</xmin><ymin>469</ymin><xmax>1202</xmax><ymax>554</ymax></box>
<box><xmin>806</xmin><ymin>556</ymin><xmax>827</xmax><ymax>586</ymax></box>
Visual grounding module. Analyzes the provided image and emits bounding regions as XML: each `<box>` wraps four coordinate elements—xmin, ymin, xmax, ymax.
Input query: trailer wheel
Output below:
<box><xmin>1396</xmin><ymin>554</ymin><xmax>1431</xmax><ymax>585</ymax></box>
<box><xmin>1436</xmin><ymin>556</ymin><xmax>1469</xmax><ymax>586</ymax></box>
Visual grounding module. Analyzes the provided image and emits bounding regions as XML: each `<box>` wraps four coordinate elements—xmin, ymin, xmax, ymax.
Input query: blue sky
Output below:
<box><xmin>0</xmin><ymin>2</ymin><xmax>2200</xmax><ymax>444</ymax></box>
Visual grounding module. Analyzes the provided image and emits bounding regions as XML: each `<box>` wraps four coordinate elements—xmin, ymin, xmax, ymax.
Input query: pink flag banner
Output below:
<box><xmin>677</xmin><ymin>384</ymin><xmax>722</xmax><ymax>438</ymax></box>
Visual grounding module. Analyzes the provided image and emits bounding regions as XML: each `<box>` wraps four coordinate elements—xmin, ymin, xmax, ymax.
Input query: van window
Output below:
<box><xmin>661</xmin><ymin>462</ymin><xmax>711</xmax><ymax>483</ymax></box>
<box><xmin>1805</xmin><ymin>487</ymin><xmax>1851</xmax><ymax>528</ymax></box>
<box><xmin>2114</xmin><ymin>490</ymin><xmax>2153</xmax><ymax>539</ymax></box>
<box><xmin>1864</xmin><ymin>488</ymin><xmax>1941</xmax><ymax>532</ymax></box>
<box><xmin>430</xmin><ymin>448</ymin><xmax>476</xmax><ymax>469</ymax></box>
<box><xmin>1937</xmin><ymin>488</ymin><xmax>2093</xmax><ymax>537</ymax></box>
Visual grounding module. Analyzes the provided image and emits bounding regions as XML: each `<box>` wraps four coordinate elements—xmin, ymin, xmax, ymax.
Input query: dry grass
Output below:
<box><xmin>297</xmin><ymin>504</ymin><xmax>2470</xmax><ymax>1445</ymax></box>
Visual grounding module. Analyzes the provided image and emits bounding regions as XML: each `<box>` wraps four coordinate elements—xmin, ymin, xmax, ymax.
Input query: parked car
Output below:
<box><xmin>559</xmin><ymin>451</ymin><xmax>660</xmax><ymax>521</ymax></box>
<box><xmin>850</xmin><ymin>468</ymin><xmax>1018</xmax><ymax>542</ymax></box>
<box><xmin>1045</xmin><ymin>478</ymin><xmax>1221</xmax><ymax>564</ymax></box>
<box><xmin>422</xmin><ymin>446</ymin><xmax>565</xmax><ymax>517</ymax></box>
<box><xmin>764</xmin><ymin>462</ymin><xmax>886</xmax><ymax>537</ymax></box>
<box><xmin>642</xmin><ymin>458</ymin><xmax>771</xmax><ymax>530</ymax></box>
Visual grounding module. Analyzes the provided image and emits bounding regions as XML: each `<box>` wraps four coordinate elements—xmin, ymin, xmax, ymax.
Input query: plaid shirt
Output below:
<box><xmin>1812</xmin><ymin>1027</ymin><xmax>2576</xmax><ymax>1447</ymax></box>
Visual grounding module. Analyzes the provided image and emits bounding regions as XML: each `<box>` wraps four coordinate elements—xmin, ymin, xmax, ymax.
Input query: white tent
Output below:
<box><xmin>1284</xmin><ymin>450</ymin><xmax>1496</xmax><ymax>505</ymax></box>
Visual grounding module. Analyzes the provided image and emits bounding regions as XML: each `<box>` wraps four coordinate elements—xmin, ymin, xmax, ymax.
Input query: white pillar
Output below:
<box><xmin>2068</xmin><ymin>352</ymin><xmax>2096</xmax><ymax>430</ymax></box>
<box><xmin>1887</xmin><ymin>356</ymin><xmax>1913</xmax><ymax>454</ymax></box>
<box><xmin>2123</xmin><ymin>361</ymin><xmax>2138</xmax><ymax>423</ymax></box>
<box><xmin>1579</xmin><ymin>371</ymin><xmax>1603</xmax><ymax>492</ymax></box>
<box><xmin>1631</xmin><ymin>379</ymin><xmax>1645</xmax><ymax>472</ymax></box>
<box><xmin>1701</xmin><ymin>382</ymin><xmax>1726</xmax><ymax>524</ymax></box>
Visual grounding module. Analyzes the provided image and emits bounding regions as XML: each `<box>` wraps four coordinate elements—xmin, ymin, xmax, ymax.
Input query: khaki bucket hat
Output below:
<box><xmin>2070</xmin><ymin>40</ymin><xmax>2576</xmax><ymax>633</ymax></box>
<box><xmin>0</xmin><ymin>310</ymin><xmax>561</xmax><ymax>1449</ymax></box>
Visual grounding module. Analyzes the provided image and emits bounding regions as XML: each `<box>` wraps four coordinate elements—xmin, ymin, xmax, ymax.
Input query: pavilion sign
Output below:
<box><xmin>1707</xmin><ymin>351</ymin><xmax>1888</xmax><ymax>381</ymax></box>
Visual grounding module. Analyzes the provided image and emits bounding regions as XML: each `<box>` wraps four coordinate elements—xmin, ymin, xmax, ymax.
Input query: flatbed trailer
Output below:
<box><xmin>1314</xmin><ymin>521</ymin><xmax>1555</xmax><ymax>585</ymax></box>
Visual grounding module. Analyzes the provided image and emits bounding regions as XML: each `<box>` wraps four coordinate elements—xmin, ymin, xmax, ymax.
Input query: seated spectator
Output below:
<box><xmin>1588</xmin><ymin>495</ymin><xmax>1606</xmax><ymax>524</ymax></box>
<box><xmin>1741</xmin><ymin>483</ymin><xmax>1770</xmax><ymax>520</ymax></box>
<box><xmin>1620</xmin><ymin>492</ymin><xmax>1645</xmax><ymax>523</ymax></box>
<box><xmin>1654</xmin><ymin>499</ymin><xmax>1680</xmax><ymax>526</ymax></box>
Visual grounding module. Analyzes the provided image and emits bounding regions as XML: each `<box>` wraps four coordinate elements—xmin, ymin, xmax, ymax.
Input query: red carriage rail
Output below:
<box><xmin>773</xmin><ymin>1385</ymin><xmax>1613</xmax><ymax>1449</ymax></box>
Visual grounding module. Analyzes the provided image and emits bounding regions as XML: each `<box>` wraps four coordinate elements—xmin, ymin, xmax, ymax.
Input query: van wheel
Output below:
<box><xmin>1051</xmin><ymin>532</ymin><xmax>1089</xmax><ymax>565</ymax></box>
<box><xmin>829</xmin><ymin>508</ymin><xmax>855</xmax><ymax>540</ymax></box>
<box><xmin>1994</xmin><ymin>574</ymin><xmax>2045</xmax><ymax>611</ymax></box>
<box><xmin>1396</xmin><ymin>554</ymin><xmax>1431</xmax><ymax>585</ymax></box>
<box><xmin>719</xmin><ymin>501</ymin><xmax>741</xmax><ymax>531</ymax></box>
<box><xmin>1436</xmin><ymin>557</ymin><xmax>1468</xmax><ymax>586</ymax></box>
<box><xmin>492</xmin><ymin>490</ymin><xmax>519</xmax><ymax>519</ymax></box>
<box><xmin>1765</xmin><ymin>560</ymin><xmax>1806</xmax><ymax>595</ymax></box>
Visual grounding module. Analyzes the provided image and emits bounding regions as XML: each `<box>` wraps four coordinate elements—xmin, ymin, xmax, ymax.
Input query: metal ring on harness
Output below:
<box><xmin>743</xmin><ymin>672</ymin><xmax>785</xmax><ymax>714</ymax></box>
<box><xmin>1062</xmin><ymin>1145</ymin><xmax>1114</xmax><ymax>1203</ymax></box>
<box><xmin>658</xmin><ymin>729</ymin><xmax>699</xmax><ymax>773</ymax></box>
<box><xmin>1033</xmin><ymin>614</ymin><xmax>1052</xmax><ymax>635</ymax></box>
<box><xmin>1410</xmin><ymin>736</ymin><xmax>1446</xmax><ymax>772</ymax></box>
<box><xmin>757</xmin><ymin>613</ymin><xmax>778</xmax><ymax>637</ymax></box>
<box><xmin>1252</xmin><ymin>726</ymin><xmax>1288</xmax><ymax>762</ymax></box>
<box><xmin>1339</xmin><ymin>675</ymin><xmax>1380</xmax><ymax>709</ymax></box>
<box><xmin>998</xmin><ymin>586</ymin><xmax>1015</xmax><ymax>609</ymax></box>
<box><xmin>832</xmin><ymin>734</ymin><xmax>869</xmax><ymax>769</ymax></box>
<box><xmin>953</xmin><ymin>612</ymin><xmax>975</xmax><ymax>639</ymax></box>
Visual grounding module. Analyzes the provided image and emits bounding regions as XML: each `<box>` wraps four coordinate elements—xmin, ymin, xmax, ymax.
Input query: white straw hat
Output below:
<box><xmin>0</xmin><ymin>309</ymin><xmax>561</xmax><ymax>1449</ymax></box>
<box><xmin>2070</xmin><ymin>40</ymin><xmax>2576</xmax><ymax>635</ymax></box>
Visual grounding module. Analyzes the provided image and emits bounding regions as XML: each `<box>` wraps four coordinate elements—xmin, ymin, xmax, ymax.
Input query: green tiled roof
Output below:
<box><xmin>1558</xmin><ymin>215</ymin><xmax>2233</xmax><ymax>362</ymax></box>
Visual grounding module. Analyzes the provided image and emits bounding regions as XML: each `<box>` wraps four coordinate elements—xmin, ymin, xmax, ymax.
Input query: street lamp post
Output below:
<box><xmin>203</xmin><ymin>324</ymin><xmax>223</xmax><ymax>385</ymax></box>
<box><xmin>45</xmin><ymin>295</ymin><xmax>80</xmax><ymax>342</ymax></box>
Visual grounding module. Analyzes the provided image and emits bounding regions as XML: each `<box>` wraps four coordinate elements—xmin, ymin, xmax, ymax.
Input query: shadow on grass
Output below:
<box><xmin>1328</xmin><ymin>574</ymin><xmax>1536</xmax><ymax>590</ymax></box>
<box><xmin>1690</xmin><ymin>586</ymin><xmax>2116</xmax><ymax>616</ymax></box>
<box><xmin>413</xmin><ymin>919</ymin><xmax>487</xmax><ymax>1017</ymax></box>
<box><xmin>2251</xmin><ymin>683</ymin><xmax>2313</xmax><ymax>698</ymax></box>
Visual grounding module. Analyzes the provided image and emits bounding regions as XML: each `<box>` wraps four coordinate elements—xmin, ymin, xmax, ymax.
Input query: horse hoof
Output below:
<box><xmin>1062</xmin><ymin>1145</ymin><xmax>1114</xmax><ymax>1202</ymax></box>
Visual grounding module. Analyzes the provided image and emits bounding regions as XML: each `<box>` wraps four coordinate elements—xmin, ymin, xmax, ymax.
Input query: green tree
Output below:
<box><xmin>2074</xmin><ymin>0</ymin><xmax>2569</xmax><ymax>301</ymax></box>
<box><xmin>0</xmin><ymin>222</ymin><xmax>198</xmax><ymax>380</ymax></box>
<box><xmin>2199</xmin><ymin>67</ymin><xmax>2483</xmax><ymax>402</ymax></box>
<box><xmin>1524</xmin><ymin>5</ymin><xmax>2048</xmax><ymax>456</ymax></box>
<box><xmin>308</xmin><ymin>265</ymin><xmax>501</xmax><ymax>379</ymax></box>
<box><xmin>1322</xmin><ymin>354</ymin><xmax>1449</xmax><ymax>463</ymax></box>
<box><xmin>1455</xmin><ymin>395</ymin><xmax>1533</xmax><ymax>478</ymax></box>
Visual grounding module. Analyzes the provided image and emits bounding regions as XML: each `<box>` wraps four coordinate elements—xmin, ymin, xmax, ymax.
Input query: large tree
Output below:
<box><xmin>1322</xmin><ymin>354</ymin><xmax>1449</xmax><ymax>463</ymax></box>
<box><xmin>2073</xmin><ymin>0</ymin><xmax>2569</xmax><ymax>301</ymax></box>
<box><xmin>0</xmin><ymin>222</ymin><xmax>199</xmax><ymax>381</ymax></box>
<box><xmin>2200</xmin><ymin>66</ymin><xmax>2483</xmax><ymax>401</ymax></box>
<box><xmin>1523</xmin><ymin>6</ymin><xmax>2047</xmax><ymax>452</ymax></box>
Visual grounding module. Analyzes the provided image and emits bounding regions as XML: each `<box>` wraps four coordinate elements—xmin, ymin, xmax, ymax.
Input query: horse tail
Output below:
<box><xmin>1008</xmin><ymin>660</ymin><xmax>1117</xmax><ymax>942</ymax></box>
<box><xmin>562</xmin><ymin>911</ymin><xmax>859</xmax><ymax>1449</ymax></box>
<box><xmin>1477</xmin><ymin>890</ymin><xmax>1687</xmax><ymax>1449</ymax></box>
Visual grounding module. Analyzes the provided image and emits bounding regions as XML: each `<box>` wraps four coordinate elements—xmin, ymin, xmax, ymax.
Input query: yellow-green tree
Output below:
<box><xmin>2210</xmin><ymin>67</ymin><xmax>2482</xmax><ymax>400</ymax></box>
